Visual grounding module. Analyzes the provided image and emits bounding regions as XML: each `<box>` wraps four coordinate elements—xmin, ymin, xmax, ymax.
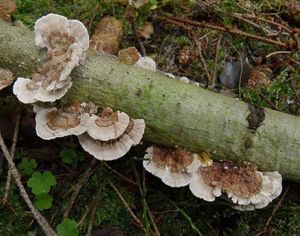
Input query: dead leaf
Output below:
<box><xmin>90</xmin><ymin>16</ymin><xmax>123</xmax><ymax>55</ymax></box>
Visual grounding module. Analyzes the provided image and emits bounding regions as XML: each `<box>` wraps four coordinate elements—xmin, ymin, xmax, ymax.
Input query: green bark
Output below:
<box><xmin>0</xmin><ymin>20</ymin><xmax>300</xmax><ymax>181</ymax></box>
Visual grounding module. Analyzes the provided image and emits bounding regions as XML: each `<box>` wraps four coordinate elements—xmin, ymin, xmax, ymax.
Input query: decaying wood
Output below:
<box><xmin>0</xmin><ymin>20</ymin><xmax>299</xmax><ymax>181</ymax></box>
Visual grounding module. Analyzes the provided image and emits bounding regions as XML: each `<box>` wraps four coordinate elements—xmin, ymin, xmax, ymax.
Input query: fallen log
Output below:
<box><xmin>0</xmin><ymin>20</ymin><xmax>299</xmax><ymax>181</ymax></box>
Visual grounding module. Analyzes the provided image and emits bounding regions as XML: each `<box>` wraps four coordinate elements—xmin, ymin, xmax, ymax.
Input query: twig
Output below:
<box><xmin>266</xmin><ymin>50</ymin><xmax>291</xmax><ymax>58</ymax></box>
<box><xmin>130</xmin><ymin>16</ymin><xmax>146</xmax><ymax>56</ymax></box>
<box><xmin>103</xmin><ymin>162</ymin><xmax>137</xmax><ymax>185</ymax></box>
<box><xmin>0</xmin><ymin>130</ymin><xmax>56</xmax><ymax>236</ymax></box>
<box><xmin>132</xmin><ymin>163</ymin><xmax>160</xmax><ymax>235</ymax></box>
<box><xmin>108</xmin><ymin>179</ymin><xmax>145</xmax><ymax>232</ymax></box>
<box><xmin>86</xmin><ymin>192</ymin><xmax>100</xmax><ymax>236</ymax></box>
<box><xmin>157</xmin><ymin>15</ymin><xmax>288</xmax><ymax>49</ymax></box>
<box><xmin>264</xmin><ymin>186</ymin><xmax>289</xmax><ymax>231</ymax></box>
<box><xmin>258</xmin><ymin>92</ymin><xmax>277</xmax><ymax>110</ymax></box>
<box><xmin>191</xmin><ymin>31</ymin><xmax>212</xmax><ymax>87</ymax></box>
<box><xmin>3</xmin><ymin>113</ymin><xmax>21</xmax><ymax>204</ymax></box>
<box><xmin>211</xmin><ymin>35</ymin><xmax>222</xmax><ymax>86</ymax></box>
<box><xmin>63</xmin><ymin>159</ymin><xmax>99</xmax><ymax>218</ymax></box>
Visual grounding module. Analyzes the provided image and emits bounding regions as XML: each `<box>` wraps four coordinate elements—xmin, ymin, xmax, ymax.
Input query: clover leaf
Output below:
<box><xmin>59</xmin><ymin>149</ymin><xmax>85</xmax><ymax>168</ymax></box>
<box><xmin>18</xmin><ymin>158</ymin><xmax>37</xmax><ymax>175</ymax></box>
<box><xmin>34</xmin><ymin>193</ymin><xmax>53</xmax><ymax>211</ymax></box>
<box><xmin>27</xmin><ymin>171</ymin><xmax>56</xmax><ymax>195</ymax></box>
<box><xmin>56</xmin><ymin>218</ymin><xmax>79</xmax><ymax>236</ymax></box>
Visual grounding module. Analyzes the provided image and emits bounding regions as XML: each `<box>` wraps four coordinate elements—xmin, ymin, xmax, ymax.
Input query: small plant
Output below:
<box><xmin>59</xmin><ymin>148</ymin><xmax>85</xmax><ymax>168</ymax></box>
<box><xmin>33</xmin><ymin>193</ymin><xmax>53</xmax><ymax>211</ymax></box>
<box><xmin>27</xmin><ymin>171</ymin><xmax>56</xmax><ymax>211</ymax></box>
<box><xmin>27</xmin><ymin>171</ymin><xmax>56</xmax><ymax>194</ymax></box>
<box><xmin>18</xmin><ymin>157</ymin><xmax>37</xmax><ymax>175</ymax></box>
<box><xmin>56</xmin><ymin>218</ymin><xmax>79</xmax><ymax>236</ymax></box>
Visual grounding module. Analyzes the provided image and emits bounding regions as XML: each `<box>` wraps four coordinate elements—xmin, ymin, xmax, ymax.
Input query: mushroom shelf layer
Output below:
<box><xmin>0</xmin><ymin>20</ymin><xmax>300</xmax><ymax>181</ymax></box>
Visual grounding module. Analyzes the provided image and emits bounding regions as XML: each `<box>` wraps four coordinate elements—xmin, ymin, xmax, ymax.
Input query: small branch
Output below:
<box><xmin>3</xmin><ymin>113</ymin><xmax>22</xmax><ymax>204</ymax></box>
<box><xmin>191</xmin><ymin>31</ymin><xmax>212</xmax><ymax>86</ymax></box>
<box><xmin>86</xmin><ymin>193</ymin><xmax>100</xmax><ymax>236</ymax></box>
<box><xmin>132</xmin><ymin>163</ymin><xmax>160</xmax><ymax>235</ymax></box>
<box><xmin>157</xmin><ymin>15</ymin><xmax>288</xmax><ymax>49</ymax></box>
<box><xmin>103</xmin><ymin>162</ymin><xmax>137</xmax><ymax>185</ymax></box>
<box><xmin>0</xmin><ymin>130</ymin><xmax>56</xmax><ymax>236</ymax></box>
<box><xmin>108</xmin><ymin>179</ymin><xmax>145</xmax><ymax>232</ymax></box>
<box><xmin>63</xmin><ymin>159</ymin><xmax>99</xmax><ymax>218</ymax></box>
<box><xmin>211</xmin><ymin>35</ymin><xmax>222</xmax><ymax>86</ymax></box>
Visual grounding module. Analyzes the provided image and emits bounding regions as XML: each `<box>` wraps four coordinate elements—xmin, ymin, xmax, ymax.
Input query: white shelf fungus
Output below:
<box><xmin>13</xmin><ymin>13</ymin><xmax>89</xmax><ymax>103</ymax></box>
<box><xmin>35</xmin><ymin>104</ymin><xmax>90</xmax><ymax>140</ymax></box>
<box><xmin>189</xmin><ymin>161</ymin><xmax>282</xmax><ymax>210</ymax></box>
<box><xmin>78</xmin><ymin>108</ymin><xmax>145</xmax><ymax>161</ymax></box>
<box><xmin>86</xmin><ymin>107</ymin><xmax>130</xmax><ymax>141</ymax></box>
<box><xmin>143</xmin><ymin>145</ymin><xmax>201</xmax><ymax>187</ymax></box>
<box><xmin>134</xmin><ymin>56</ymin><xmax>156</xmax><ymax>72</ymax></box>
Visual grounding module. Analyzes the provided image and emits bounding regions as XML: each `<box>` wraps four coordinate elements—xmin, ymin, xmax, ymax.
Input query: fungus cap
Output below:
<box><xmin>78</xmin><ymin>133</ymin><xmax>134</xmax><ymax>161</ymax></box>
<box><xmin>189</xmin><ymin>172</ymin><xmax>220</xmax><ymax>202</ymax></box>
<box><xmin>13</xmin><ymin>78</ymin><xmax>37</xmax><ymax>104</ymax></box>
<box><xmin>86</xmin><ymin>108</ymin><xmax>130</xmax><ymax>141</ymax></box>
<box><xmin>35</xmin><ymin>106</ymin><xmax>89</xmax><ymax>140</ymax></box>
<box><xmin>134</xmin><ymin>56</ymin><xmax>156</xmax><ymax>72</ymax></box>
<box><xmin>34</xmin><ymin>13</ymin><xmax>89</xmax><ymax>50</ymax></box>
<box><xmin>13</xmin><ymin>77</ymin><xmax>72</xmax><ymax>104</ymax></box>
<box><xmin>126</xmin><ymin>119</ymin><xmax>145</xmax><ymax>145</ymax></box>
<box><xmin>231</xmin><ymin>171</ymin><xmax>282</xmax><ymax>211</ymax></box>
<box><xmin>143</xmin><ymin>146</ymin><xmax>201</xmax><ymax>187</ymax></box>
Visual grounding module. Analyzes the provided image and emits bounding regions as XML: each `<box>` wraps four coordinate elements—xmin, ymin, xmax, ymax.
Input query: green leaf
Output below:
<box><xmin>56</xmin><ymin>218</ymin><xmax>79</xmax><ymax>236</ymax></box>
<box><xmin>27</xmin><ymin>171</ymin><xmax>56</xmax><ymax>195</ymax></box>
<box><xmin>34</xmin><ymin>193</ymin><xmax>53</xmax><ymax>211</ymax></box>
<box><xmin>59</xmin><ymin>149</ymin><xmax>77</xmax><ymax>164</ymax></box>
<box><xmin>59</xmin><ymin>149</ymin><xmax>85</xmax><ymax>168</ymax></box>
<box><xmin>18</xmin><ymin>158</ymin><xmax>37</xmax><ymax>175</ymax></box>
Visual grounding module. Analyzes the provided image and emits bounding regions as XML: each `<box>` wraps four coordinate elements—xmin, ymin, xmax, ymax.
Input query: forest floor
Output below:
<box><xmin>1</xmin><ymin>0</ymin><xmax>300</xmax><ymax>235</ymax></box>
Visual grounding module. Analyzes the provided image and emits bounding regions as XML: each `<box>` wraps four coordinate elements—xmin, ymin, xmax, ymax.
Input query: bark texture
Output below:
<box><xmin>0</xmin><ymin>20</ymin><xmax>299</xmax><ymax>181</ymax></box>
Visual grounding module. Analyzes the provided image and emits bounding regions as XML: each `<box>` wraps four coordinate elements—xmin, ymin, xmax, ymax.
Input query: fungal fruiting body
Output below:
<box><xmin>86</xmin><ymin>107</ymin><xmax>130</xmax><ymax>141</ymax></box>
<box><xmin>78</xmin><ymin>107</ymin><xmax>145</xmax><ymax>161</ymax></box>
<box><xmin>134</xmin><ymin>56</ymin><xmax>157</xmax><ymax>72</ymax></box>
<box><xmin>13</xmin><ymin>13</ymin><xmax>89</xmax><ymax>103</ymax></box>
<box><xmin>189</xmin><ymin>161</ymin><xmax>282</xmax><ymax>210</ymax></box>
<box><xmin>143</xmin><ymin>145</ymin><xmax>201</xmax><ymax>187</ymax></box>
<box><xmin>35</xmin><ymin>103</ymin><xmax>90</xmax><ymax>140</ymax></box>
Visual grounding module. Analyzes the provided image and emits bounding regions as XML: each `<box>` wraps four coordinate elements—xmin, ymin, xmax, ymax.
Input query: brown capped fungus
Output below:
<box><xmin>143</xmin><ymin>145</ymin><xmax>201</xmax><ymax>187</ymax></box>
<box><xmin>13</xmin><ymin>13</ymin><xmax>89</xmax><ymax>103</ymax></box>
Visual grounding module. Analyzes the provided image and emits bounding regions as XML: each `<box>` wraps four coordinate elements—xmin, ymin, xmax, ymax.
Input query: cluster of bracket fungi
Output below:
<box><xmin>12</xmin><ymin>14</ymin><xmax>282</xmax><ymax>211</ymax></box>
<box><xmin>143</xmin><ymin>145</ymin><xmax>282</xmax><ymax>211</ymax></box>
<box><xmin>12</xmin><ymin>13</ymin><xmax>145</xmax><ymax>161</ymax></box>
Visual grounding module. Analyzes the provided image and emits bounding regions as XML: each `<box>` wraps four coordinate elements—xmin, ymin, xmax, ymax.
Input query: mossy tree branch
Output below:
<box><xmin>0</xmin><ymin>20</ymin><xmax>299</xmax><ymax>181</ymax></box>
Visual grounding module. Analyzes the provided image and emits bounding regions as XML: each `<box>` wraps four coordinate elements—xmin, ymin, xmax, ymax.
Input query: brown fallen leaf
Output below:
<box><xmin>138</xmin><ymin>21</ymin><xmax>154</xmax><ymax>39</ymax></box>
<box><xmin>0</xmin><ymin>68</ymin><xmax>14</xmax><ymax>91</ymax></box>
<box><xmin>90</xmin><ymin>16</ymin><xmax>123</xmax><ymax>55</ymax></box>
<box><xmin>0</xmin><ymin>0</ymin><xmax>16</xmax><ymax>21</ymax></box>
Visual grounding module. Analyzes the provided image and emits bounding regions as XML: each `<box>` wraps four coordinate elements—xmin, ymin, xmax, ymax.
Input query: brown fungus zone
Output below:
<box><xmin>46</xmin><ymin>105</ymin><xmax>82</xmax><ymax>131</ymax></box>
<box><xmin>95</xmin><ymin>107</ymin><xmax>119</xmax><ymax>127</ymax></box>
<box><xmin>26</xmin><ymin>31</ymin><xmax>75</xmax><ymax>91</ymax></box>
<box><xmin>151</xmin><ymin>145</ymin><xmax>195</xmax><ymax>173</ymax></box>
<box><xmin>200</xmin><ymin>161</ymin><xmax>262</xmax><ymax>198</ymax></box>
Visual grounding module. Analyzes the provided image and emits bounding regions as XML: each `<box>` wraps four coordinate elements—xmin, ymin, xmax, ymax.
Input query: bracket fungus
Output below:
<box><xmin>78</xmin><ymin>107</ymin><xmax>145</xmax><ymax>161</ymax></box>
<box><xmin>13</xmin><ymin>13</ymin><xmax>89</xmax><ymax>103</ymax></box>
<box><xmin>35</xmin><ymin>103</ymin><xmax>90</xmax><ymax>140</ymax></box>
<box><xmin>134</xmin><ymin>56</ymin><xmax>157</xmax><ymax>72</ymax></box>
<box><xmin>189</xmin><ymin>161</ymin><xmax>282</xmax><ymax>210</ymax></box>
<box><xmin>86</xmin><ymin>107</ymin><xmax>130</xmax><ymax>141</ymax></box>
<box><xmin>143</xmin><ymin>145</ymin><xmax>201</xmax><ymax>187</ymax></box>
